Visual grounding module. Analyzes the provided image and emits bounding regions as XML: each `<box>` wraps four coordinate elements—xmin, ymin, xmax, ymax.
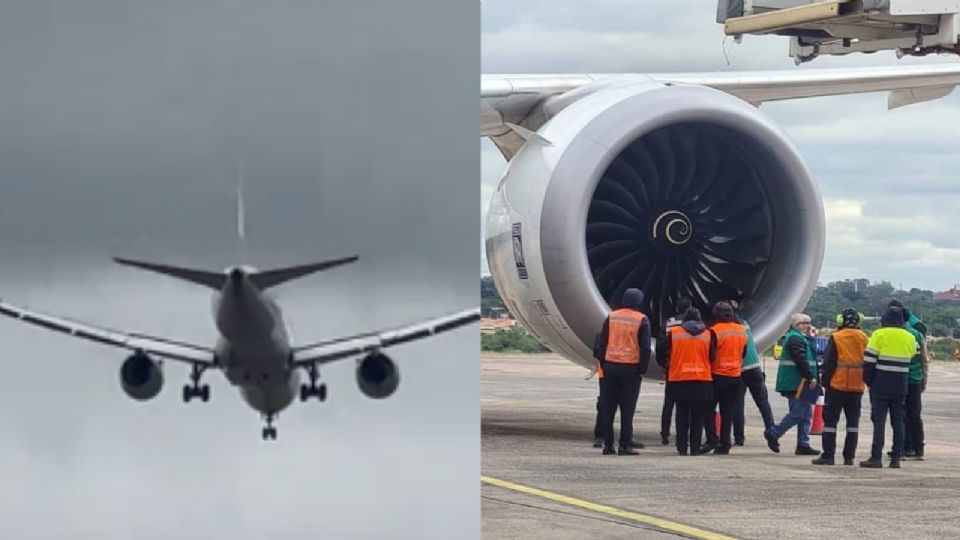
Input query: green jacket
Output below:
<box><xmin>775</xmin><ymin>327</ymin><xmax>817</xmax><ymax>394</ymax></box>
<box><xmin>741</xmin><ymin>321</ymin><xmax>761</xmax><ymax>372</ymax></box>
<box><xmin>905</xmin><ymin>325</ymin><xmax>925</xmax><ymax>383</ymax></box>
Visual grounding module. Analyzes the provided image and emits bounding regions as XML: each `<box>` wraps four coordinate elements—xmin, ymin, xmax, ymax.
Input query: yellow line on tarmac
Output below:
<box><xmin>481</xmin><ymin>475</ymin><xmax>740</xmax><ymax>540</ymax></box>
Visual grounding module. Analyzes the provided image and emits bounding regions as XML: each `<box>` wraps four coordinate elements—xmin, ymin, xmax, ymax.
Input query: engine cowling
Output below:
<box><xmin>356</xmin><ymin>352</ymin><xmax>400</xmax><ymax>399</ymax></box>
<box><xmin>485</xmin><ymin>82</ymin><xmax>824</xmax><ymax>375</ymax></box>
<box><xmin>120</xmin><ymin>351</ymin><xmax>163</xmax><ymax>400</ymax></box>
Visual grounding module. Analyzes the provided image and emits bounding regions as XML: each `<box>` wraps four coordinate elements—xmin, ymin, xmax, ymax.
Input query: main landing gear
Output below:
<box><xmin>262</xmin><ymin>413</ymin><xmax>278</xmax><ymax>441</ymax></box>
<box><xmin>183</xmin><ymin>363</ymin><xmax>210</xmax><ymax>403</ymax></box>
<box><xmin>299</xmin><ymin>363</ymin><xmax>327</xmax><ymax>402</ymax></box>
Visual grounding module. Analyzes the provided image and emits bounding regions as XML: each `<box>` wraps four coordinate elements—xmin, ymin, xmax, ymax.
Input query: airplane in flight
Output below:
<box><xmin>0</xmin><ymin>178</ymin><xmax>478</xmax><ymax>440</ymax></box>
<box><xmin>482</xmin><ymin>63</ymin><xmax>960</xmax><ymax>376</ymax></box>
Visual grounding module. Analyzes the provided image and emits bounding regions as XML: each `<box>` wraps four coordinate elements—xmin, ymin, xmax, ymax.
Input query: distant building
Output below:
<box><xmin>481</xmin><ymin>317</ymin><xmax>517</xmax><ymax>334</ymax></box>
<box><xmin>934</xmin><ymin>285</ymin><xmax>960</xmax><ymax>302</ymax></box>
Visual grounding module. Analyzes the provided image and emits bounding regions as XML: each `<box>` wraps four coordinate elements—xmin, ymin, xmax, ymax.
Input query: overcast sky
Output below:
<box><xmin>481</xmin><ymin>0</ymin><xmax>960</xmax><ymax>292</ymax></box>
<box><xmin>0</xmin><ymin>2</ymin><xmax>477</xmax><ymax>538</ymax></box>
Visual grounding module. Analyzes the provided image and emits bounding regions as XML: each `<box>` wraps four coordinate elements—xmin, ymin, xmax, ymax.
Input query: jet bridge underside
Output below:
<box><xmin>718</xmin><ymin>0</ymin><xmax>960</xmax><ymax>64</ymax></box>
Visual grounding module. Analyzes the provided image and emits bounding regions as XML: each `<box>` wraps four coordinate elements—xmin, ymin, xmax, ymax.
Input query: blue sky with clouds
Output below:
<box><xmin>481</xmin><ymin>0</ymin><xmax>960</xmax><ymax>292</ymax></box>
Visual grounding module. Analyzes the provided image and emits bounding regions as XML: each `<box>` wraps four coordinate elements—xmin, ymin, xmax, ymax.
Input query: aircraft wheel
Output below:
<box><xmin>299</xmin><ymin>384</ymin><xmax>310</xmax><ymax>402</ymax></box>
<box><xmin>200</xmin><ymin>385</ymin><xmax>210</xmax><ymax>402</ymax></box>
<box><xmin>182</xmin><ymin>385</ymin><xmax>192</xmax><ymax>403</ymax></box>
<box><xmin>318</xmin><ymin>384</ymin><xmax>327</xmax><ymax>402</ymax></box>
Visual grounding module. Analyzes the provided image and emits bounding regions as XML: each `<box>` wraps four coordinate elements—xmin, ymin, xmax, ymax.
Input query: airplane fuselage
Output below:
<box><xmin>211</xmin><ymin>267</ymin><xmax>299</xmax><ymax>415</ymax></box>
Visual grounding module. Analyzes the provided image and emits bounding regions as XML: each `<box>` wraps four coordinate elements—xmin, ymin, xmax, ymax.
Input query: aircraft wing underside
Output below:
<box><xmin>291</xmin><ymin>307</ymin><xmax>480</xmax><ymax>367</ymax></box>
<box><xmin>482</xmin><ymin>64</ymin><xmax>960</xmax><ymax>157</ymax></box>
<box><xmin>0</xmin><ymin>299</ymin><xmax>216</xmax><ymax>365</ymax></box>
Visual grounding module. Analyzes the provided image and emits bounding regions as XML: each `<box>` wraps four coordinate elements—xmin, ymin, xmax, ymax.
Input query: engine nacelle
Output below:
<box><xmin>485</xmin><ymin>82</ymin><xmax>824</xmax><ymax>374</ymax></box>
<box><xmin>120</xmin><ymin>351</ymin><xmax>163</xmax><ymax>401</ymax></box>
<box><xmin>356</xmin><ymin>352</ymin><xmax>400</xmax><ymax>399</ymax></box>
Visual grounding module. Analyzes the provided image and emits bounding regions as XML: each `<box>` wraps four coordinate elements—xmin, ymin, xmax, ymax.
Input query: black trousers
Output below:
<box><xmin>593</xmin><ymin>378</ymin><xmax>603</xmax><ymax>441</ymax></box>
<box><xmin>600</xmin><ymin>363</ymin><xmax>642</xmax><ymax>449</ymax></box>
<box><xmin>705</xmin><ymin>382</ymin><xmax>741</xmax><ymax>449</ymax></box>
<box><xmin>870</xmin><ymin>391</ymin><xmax>905</xmax><ymax>460</ymax></box>
<box><xmin>675</xmin><ymin>400</ymin><xmax>709</xmax><ymax>454</ymax></box>
<box><xmin>820</xmin><ymin>388</ymin><xmax>862</xmax><ymax>461</ymax></box>
<box><xmin>738</xmin><ymin>368</ymin><xmax>776</xmax><ymax>431</ymax></box>
<box><xmin>661</xmin><ymin>393</ymin><xmax>675</xmax><ymax>438</ymax></box>
<box><xmin>904</xmin><ymin>383</ymin><xmax>924</xmax><ymax>453</ymax></box>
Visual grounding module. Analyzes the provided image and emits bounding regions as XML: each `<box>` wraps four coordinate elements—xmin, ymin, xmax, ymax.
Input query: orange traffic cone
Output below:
<box><xmin>811</xmin><ymin>394</ymin><xmax>825</xmax><ymax>435</ymax></box>
<box><xmin>714</xmin><ymin>410</ymin><xmax>721</xmax><ymax>437</ymax></box>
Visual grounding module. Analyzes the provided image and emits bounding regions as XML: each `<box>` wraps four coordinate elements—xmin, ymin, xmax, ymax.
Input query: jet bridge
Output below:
<box><xmin>718</xmin><ymin>0</ymin><xmax>960</xmax><ymax>63</ymax></box>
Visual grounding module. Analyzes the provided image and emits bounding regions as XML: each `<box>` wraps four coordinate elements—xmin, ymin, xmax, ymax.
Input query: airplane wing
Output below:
<box><xmin>0</xmin><ymin>299</ymin><xmax>216</xmax><ymax>365</ymax></box>
<box><xmin>482</xmin><ymin>64</ymin><xmax>960</xmax><ymax>155</ymax></box>
<box><xmin>291</xmin><ymin>307</ymin><xmax>480</xmax><ymax>367</ymax></box>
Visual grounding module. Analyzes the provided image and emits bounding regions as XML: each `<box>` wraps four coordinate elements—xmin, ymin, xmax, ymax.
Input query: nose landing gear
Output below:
<box><xmin>261</xmin><ymin>413</ymin><xmax>278</xmax><ymax>441</ymax></box>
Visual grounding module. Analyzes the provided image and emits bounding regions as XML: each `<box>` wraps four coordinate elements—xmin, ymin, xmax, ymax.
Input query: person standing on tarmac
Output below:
<box><xmin>592</xmin><ymin>334</ymin><xmax>643</xmax><ymax>450</ymax></box>
<box><xmin>764</xmin><ymin>313</ymin><xmax>819</xmax><ymax>456</ymax></box>
<box><xmin>812</xmin><ymin>309</ymin><xmax>868</xmax><ymax>466</ymax></box>
<box><xmin>861</xmin><ymin>305</ymin><xmax>917</xmax><ymax>469</ymax></box>
<box><xmin>660</xmin><ymin>296</ymin><xmax>692</xmax><ymax>445</ymax></box>
<box><xmin>732</xmin><ymin>302</ymin><xmax>776</xmax><ymax>446</ymax></box>
<box><xmin>701</xmin><ymin>301</ymin><xmax>748</xmax><ymax>454</ymax></box>
<box><xmin>657</xmin><ymin>307</ymin><xmax>716</xmax><ymax>456</ymax></box>
<box><xmin>594</xmin><ymin>288</ymin><xmax>651</xmax><ymax>456</ymax></box>
<box><xmin>887</xmin><ymin>299</ymin><xmax>928</xmax><ymax>461</ymax></box>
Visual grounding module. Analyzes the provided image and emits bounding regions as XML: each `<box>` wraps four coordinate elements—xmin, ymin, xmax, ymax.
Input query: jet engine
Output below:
<box><xmin>485</xmin><ymin>82</ymin><xmax>824</xmax><ymax>374</ymax></box>
<box><xmin>356</xmin><ymin>352</ymin><xmax>400</xmax><ymax>399</ymax></box>
<box><xmin>120</xmin><ymin>351</ymin><xmax>163</xmax><ymax>400</ymax></box>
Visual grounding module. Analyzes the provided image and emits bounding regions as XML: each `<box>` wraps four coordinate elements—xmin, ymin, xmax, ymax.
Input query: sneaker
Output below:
<box><xmin>890</xmin><ymin>459</ymin><xmax>901</xmax><ymax>469</ymax></box>
<box><xmin>843</xmin><ymin>458</ymin><xmax>855</xmax><ymax>466</ymax></box>
<box><xmin>812</xmin><ymin>456</ymin><xmax>835</xmax><ymax>465</ymax></box>
<box><xmin>593</xmin><ymin>438</ymin><xmax>603</xmax><ymax>448</ymax></box>
<box><xmin>795</xmin><ymin>445</ymin><xmax>819</xmax><ymax>456</ymax></box>
<box><xmin>698</xmin><ymin>441</ymin><xmax>719</xmax><ymax>455</ymax></box>
<box><xmin>903</xmin><ymin>449</ymin><xmax>916</xmax><ymax>458</ymax></box>
<box><xmin>763</xmin><ymin>429</ymin><xmax>781</xmax><ymax>453</ymax></box>
<box><xmin>630</xmin><ymin>440</ymin><xmax>645</xmax><ymax>450</ymax></box>
<box><xmin>618</xmin><ymin>447</ymin><xmax>640</xmax><ymax>456</ymax></box>
<box><xmin>859</xmin><ymin>458</ymin><xmax>882</xmax><ymax>468</ymax></box>
<box><xmin>602</xmin><ymin>447</ymin><xmax>616</xmax><ymax>455</ymax></box>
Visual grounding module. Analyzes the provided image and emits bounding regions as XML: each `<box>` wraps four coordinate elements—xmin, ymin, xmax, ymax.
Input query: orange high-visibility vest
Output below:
<box><xmin>667</xmin><ymin>326</ymin><xmax>712</xmax><ymax>382</ymax></box>
<box><xmin>711</xmin><ymin>321</ymin><xmax>748</xmax><ymax>378</ymax></box>
<box><xmin>830</xmin><ymin>327</ymin><xmax>868</xmax><ymax>392</ymax></box>
<box><xmin>603</xmin><ymin>309</ymin><xmax>646</xmax><ymax>364</ymax></box>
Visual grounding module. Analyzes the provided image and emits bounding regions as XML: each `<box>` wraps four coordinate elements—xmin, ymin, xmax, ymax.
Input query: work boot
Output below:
<box><xmin>630</xmin><ymin>440</ymin><xmax>645</xmax><ymax>449</ymax></box>
<box><xmin>714</xmin><ymin>445</ymin><xmax>731</xmax><ymax>455</ymax></box>
<box><xmin>602</xmin><ymin>447</ymin><xmax>616</xmax><ymax>455</ymax></box>
<box><xmin>661</xmin><ymin>433</ymin><xmax>670</xmax><ymax>446</ymax></box>
<box><xmin>763</xmin><ymin>429</ymin><xmax>780</xmax><ymax>453</ymax></box>
<box><xmin>859</xmin><ymin>458</ymin><xmax>882</xmax><ymax>468</ymax></box>
<box><xmin>890</xmin><ymin>459</ymin><xmax>901</xmax><ymax>469</ymax></box>
<box><xmin>795</xmin><ymin>445</ymin><xmax>819</xmax><ymax>456</ymax></box>
<box><xmin>618</xmin><ymin>446</ymin><xmax>640</xmax><ymax>456</ymax></box>
<box><xmin>593</xmin><ymin>438</ymin><xmax>603</xmax><ymax>448</ymax></box>
<box><xmin>698</xmin><ymin>441</ymin><xmax>719</xmax><ymax>455</ymax></box>
<box><xmin>812</xmin><ymin>456</ymin><xmax>835</xmax><ymax>466</ymax></box>
<box><xmin>913</xmin><ymin>447</ymin><xmax>925</xmax><ymax>461</ymax></box>
<box><xmin>843</xmin><ymin>458</ymin><xmax>855</xmax><ymax>466</ymax></box>
<box><xmin>677</xmin><ymin>448</ymin><xmax>688</xmax><ymax>456</ymax></box>
<box><xmin>903</xmin><ymin>449</ymin><xmax>916</xmax><ymax>458</ymax></box>
<box><xmin>735</xmin><ymin>438</ymin><xmax>745</xmax><ymax>447</ymax></box>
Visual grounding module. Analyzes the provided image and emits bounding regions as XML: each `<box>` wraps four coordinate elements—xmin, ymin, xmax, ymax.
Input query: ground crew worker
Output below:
<box><xmin>660</xmin><ymin>296</ymin><xmax>691</xmax><ymax>445</ymax></box>
<box><xmin>733</xmin><ymin>304</ymin><xmax>776</xmax><ymax>444</ymax></box>
<box><xmin>657</xmin><ymin>307</ymin><xmax>716</xmax><ymax>456</ymax></box>
<box><xmin>764</xmin><ymin>313</ymin><xmax>819</xmax><ymax>455</ymax></box>
<box><xmin>860</xmin><ymin>306</ymin><xmax>917</xmax><ymax>469</ymax></box>
<box><xmin>594</xmin><ymin>288</ymin><xmax>651</xmax><ymax>455</ymax></box>
<box><xmin>887</xmin><ymin>300</ymin><xmax>928</xmax><ymax>460</ymax></box>
<box><xmin>593</xmin><ymin>334</ymin><xmax>643</xmax><ymax>450</ymax></box>
<box><xmin>812</xmin><ymin>309</ymin><xmax>868</xmax><ymax>466</ymax></box>
<box><xmin>701</xmin><ymin>301</ymin><xmax>747</xmax><ymax>454</ymax></box>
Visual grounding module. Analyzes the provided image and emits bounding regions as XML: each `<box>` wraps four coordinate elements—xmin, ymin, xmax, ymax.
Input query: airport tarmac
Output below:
<box><xmin>482</xmin><ymin>353</ymin><xmax>960</xmax><ymax>540</ymax></box>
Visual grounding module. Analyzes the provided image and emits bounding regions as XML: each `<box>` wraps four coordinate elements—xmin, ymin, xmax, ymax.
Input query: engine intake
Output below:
<box><xmin>120</xmin><ymin>351</ymin><xmax>163</xmax><ymax>400</ymax></box>
<box><xmin>485</xmin><ymin>82</ymin><xmax>824</xmax><ymax>372</ymax></box>
<box><xmin>356</xmin><ymin>352</ymin><xmax>399</xmax><ymax>399</ymax></box>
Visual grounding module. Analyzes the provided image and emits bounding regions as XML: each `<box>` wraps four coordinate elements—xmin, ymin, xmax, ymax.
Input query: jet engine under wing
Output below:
<box><xmin>482</xmin><ymin>64</ymin><xmax>960</xmax><ymax>157</ymax></box>
<box><xmin>0</xmin><ymin>299</ymin><xmax>216</xmax><ymax>365</ymax></box>
<box><xmin>291</xmin><ymin>307</ymin><xmax>480</xmax><ymax>367</ymax></box>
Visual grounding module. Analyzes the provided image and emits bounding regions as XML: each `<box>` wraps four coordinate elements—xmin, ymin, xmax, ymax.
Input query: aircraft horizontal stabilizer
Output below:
<box><xmin>113</xmin><ymin>257</ymin><xmax>226</xmax><ymax>290</ymax></box>
<box><xmin>249</xmin><ymin>256</ymin><xmax>359</xmax><ymax>289</ymax></box>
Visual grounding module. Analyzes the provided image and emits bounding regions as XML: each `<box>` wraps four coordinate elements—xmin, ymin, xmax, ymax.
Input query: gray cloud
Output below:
<box><xmin>0</xmin><ymin>1</ymin><xmax>477</xmax><ymax>538</ymax></box>
<box><xmin>481</xmin><ymin>0</ymin><xmax>960</xmax><ymax>291</ymax></box>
